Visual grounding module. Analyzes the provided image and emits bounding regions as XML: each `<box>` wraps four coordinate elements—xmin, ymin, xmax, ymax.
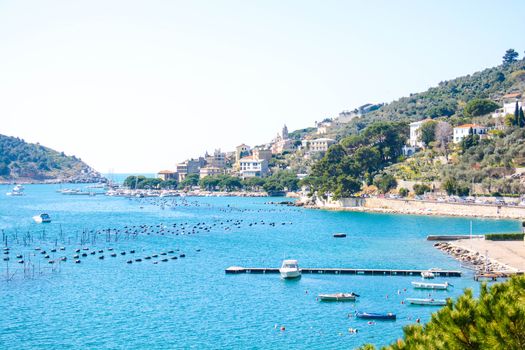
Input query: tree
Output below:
<box><xmin>435</xmin><ymin>121</ymin><xmax>452</xmax><ymax>157</ymax></box>
<box><xmin>460</xmin><ymin>133</ymin><xmax>480</xmax><ymax>152</ymax></box>
<box><xmin>373</xmin><ymin>173</ymin><xmax>397</xmax><ymax>194</ymax></box>
<box><xmin>178</xmin><ymin>173</ymin><xmax>199</xmax><ymax>189</ymax></box>
<box><xmin>418</xmin><ymin>120</ymin><xmax>438</xmax><ymax>147</ymax></box>
<box><xmin>502</xmin><ymin>48</ymin><xmax>519</xmax><ymax>65</ymax></box>
<box><xmin>520</xmin><ymin>107</ymin><xmax>525</xmax><ymax>128</ymax></box>
<box><xmin>398</xmin><ymin>187</ymin><xmax>409</xmax><ymax>197</ymax></box>
<box><xmin>464</xmin><ymin>99</ymin><xmax>499</xmax><ymax>117</ymax></box>
<box><xmin>515</xmin><ymin>101</ymin><xmax>520</xmax><ymax>126</ymax></box>
<box><xmin>357</xmin><ymin>276</ymin><xmax>525</xmax><ymax>350</ymax></box>
<box><xmin>413</xmin><ymin>183</ymin><xmax>431</xmax><ymax>195</ymax></box>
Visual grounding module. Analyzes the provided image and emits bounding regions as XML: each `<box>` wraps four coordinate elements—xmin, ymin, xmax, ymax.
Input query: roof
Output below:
<box><xmin>454</xmin><ymin>124</ymin><xmax>487</xmax><ymax>129</ymax></box>
<box><xmin>239</xmin><ymin>156</ymin><xmax>265</xmax><ymax>162</ymax></box>
<box><xmin>312</xmin><ymin>138</ymin><xmax>336</xmax><ymax>142</ymax></box>
<box><xmin>410</xmin><ymin>118</ymin><xmax>433</xmax><ymax>126</ymax></box>
<box><xmin>158</xmin><ymin>170</ymin><xmax>176</xmax><ymax>174</ymax></box>
<box><xmin>502</xmin><ymin>92</ymin><xmax>522</xmax><ymax>99</ymax></box>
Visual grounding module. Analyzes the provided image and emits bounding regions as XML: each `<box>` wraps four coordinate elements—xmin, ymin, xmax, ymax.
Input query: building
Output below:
<box><xmin>315</xmin><ymin>119</ymin><xmax>332</xmax><ymax>135</ymax></box>
<box><xmin>408</xmin><ymin>119</ymin><xmax>432</xmax><ymax>147</ymax></box>
<box><xmin>239</xmin><ymin>156</ymin><xmax>269</xmax><ymax>178</ymax></box>
<box><xmin>453</xmin><ymin>124</ymin><xmax>488</xmax><ymax>143</ymax></box>
<box><xmin>199</xmin><ymin>166</ymin><xmax>223</xmax><ymax>179</ymax></box>
<box><xmin>205</xmin><ymin>149</ymin><xmax>226</xmax><ymax>169</ymax></box>
<box><xmin>157</xmin><ymin>170</ymin><xmax>177</xmax><ymax>181</ymax></box>
<box><xmin>271</xmin><ymin>125</ymin><xmax>296</xmax><ymax>154</ymax></box>
<box><xmin>175</xmin><ymin>158</ymin><xmax>202</xmax><ymax>181</ymax></box>
<box><xmin>235</xmin><ymin>144</ymin><xmax>251</xmax><ymax>163</ymax></box>
<box><xmin>301</xmin><ymin>138</ymin><xmax>336</xmax><ymax>153</ymax></box>
<box><xmin>492</xmin><ymin>100</ymin><xmax>522</xmax><ymax>119</ymax></box>
<box><xmin>252</xmin><ymin>148</ymin><xmax>272</xmax><ymax>162</ymax></box>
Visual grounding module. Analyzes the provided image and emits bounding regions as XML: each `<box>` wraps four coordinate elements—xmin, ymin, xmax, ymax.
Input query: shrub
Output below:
<box><xmin>413</xmin><ymin>183</ymin><xmax>431</xmax><ymax>195</ymax></box>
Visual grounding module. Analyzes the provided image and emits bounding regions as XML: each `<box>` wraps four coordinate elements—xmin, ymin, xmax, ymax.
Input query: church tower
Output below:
<box><xmin>282</xmin><ymin>125</ymin><xmax>289</xmax><ymax>140</ymax></box>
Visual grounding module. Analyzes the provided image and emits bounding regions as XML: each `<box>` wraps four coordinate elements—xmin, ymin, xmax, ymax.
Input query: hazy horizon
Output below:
<box><xmin>1</xmin><ymin>0</ymin><xmax>524</xmax><ymax>173</ymax></box>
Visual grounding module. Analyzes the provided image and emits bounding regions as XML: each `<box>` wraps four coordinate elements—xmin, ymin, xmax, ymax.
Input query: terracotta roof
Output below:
<box><xmin>158</xmin><ymin>170</ymin><xmax>176</xmax><ymax>174</ymax></box>
<box><xmin>455</xmin><ymin>124</ymin><xmax>486</xmax><ymax>129</ymax></box>
<box><xmin>502</xmin><ymin>92</ymin><xmax>522</xmax><ymax>99</ymax></box>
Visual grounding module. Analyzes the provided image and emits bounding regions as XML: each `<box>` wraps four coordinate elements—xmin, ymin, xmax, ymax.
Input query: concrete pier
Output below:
<box><xmin>225</xmin><ymin>266</ymin><xmax>462</xmax><ymax>277</ymax></box>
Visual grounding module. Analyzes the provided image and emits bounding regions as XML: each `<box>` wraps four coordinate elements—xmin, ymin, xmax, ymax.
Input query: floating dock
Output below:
<box><xmin>427</xmin><ymin>235</ymin><xmax>484</xmax><ymax>241</ymax></box>
<box><xmin>225</xmin><ymin>266</ymin><xmax>462</xmax><ymax>277</ymax></box>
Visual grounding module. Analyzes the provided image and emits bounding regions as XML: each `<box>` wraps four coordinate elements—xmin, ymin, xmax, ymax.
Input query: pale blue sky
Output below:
<box><xmin>0</xmin><ymin>0</ymin><xmax>524</xmax><ymax>172</ymax></box>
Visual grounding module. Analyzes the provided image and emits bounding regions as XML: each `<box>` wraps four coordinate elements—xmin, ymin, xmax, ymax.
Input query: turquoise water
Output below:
<box><xmin>0</xmin><ymin>184</ymin><xmax>519</xmax><ymax>349</ymax></box>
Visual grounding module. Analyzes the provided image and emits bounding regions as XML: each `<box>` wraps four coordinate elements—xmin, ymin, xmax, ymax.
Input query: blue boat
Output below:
<box><xmin>355</xmin><ymin>311</ymin><xmax>396</xmax><ymax>320</ymax></box>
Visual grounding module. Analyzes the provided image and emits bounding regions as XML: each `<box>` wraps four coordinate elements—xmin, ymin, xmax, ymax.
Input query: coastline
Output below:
<box><xmin>434</xmin><ymin>238</ymin><xmax>525</xmax><ymax>274</ymax></box>
<box><xmin>298</xmin><ymin>196</ymin><xmax>525</xmax><ymax>220</ymax></box>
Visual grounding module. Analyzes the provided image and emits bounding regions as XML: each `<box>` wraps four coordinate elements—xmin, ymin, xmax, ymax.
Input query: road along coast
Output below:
<box><xmin>298</xmin><ymin>196</ymin><xmax>525</xmax><ymax>220</ymax></box>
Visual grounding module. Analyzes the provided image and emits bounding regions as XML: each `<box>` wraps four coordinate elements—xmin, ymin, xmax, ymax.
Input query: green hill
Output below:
<box><xmin>0</xmin><ymin>134</ymin><xmax>104</xmax><ymax>183</ymax></box>
<box><xmin>302</xmin><ymin>53</ymin><xmax>525</xmax><ymax>197</ymax></box>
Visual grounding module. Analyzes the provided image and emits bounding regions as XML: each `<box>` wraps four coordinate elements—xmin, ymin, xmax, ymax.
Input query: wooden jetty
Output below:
<box><xmin>225</xmin><ymin>266</ymin><xmax>462</xmax><ymax>277</ymax></box>
<box><xmin>427</xmin><ymin>235</ymin><xmax>484</xmax><ymax>241</ymax></box>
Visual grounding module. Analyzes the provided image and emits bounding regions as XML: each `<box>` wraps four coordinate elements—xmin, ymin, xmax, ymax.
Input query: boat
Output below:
<box><xmin>333</xmin><ymin>233</ymin><xmax>347</xmax><ymax>238</ymax></box>
<box><xmin>33</xmin><ymin>213</ymin><xmax>51</xmax><ymax>223</ymax></box>
<box><xmin>405</xmin><ymin>298</ymin><xmax>447</xmax><ymax>306</ymax></box>
<box><xmin>279</xmin><ymin>259</ymin><xmax>301</xmax><ymax>279</ymax></box>
<box><xmin>318</xmin><ymin>292</ymin><xmax>359</xmax><ymax>301</ymax></box>
<box><xmin>411</xmin><ymin>281</ymin><xmax>450</xmax><ymax>290</ymax></box>
<box><xmin>421</xmin><ymin>270</ymin><xmax>435</xmax><ymax>279</ymax></box>
<box><xmin>355</xmin><ymin>311</ymin><xmax>396</xmax><ymax>320</ymax></box>
<box><xmin>6</xmin><ymin>184</ymin><xmax>24</xmax><ymax>196</ymax></box>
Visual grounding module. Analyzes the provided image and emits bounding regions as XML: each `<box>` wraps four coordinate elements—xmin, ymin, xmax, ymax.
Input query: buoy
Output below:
<box><xmin>280</xmin><ymin>326</ymin><xmax>285</xmax><ymax>331</ymax></box>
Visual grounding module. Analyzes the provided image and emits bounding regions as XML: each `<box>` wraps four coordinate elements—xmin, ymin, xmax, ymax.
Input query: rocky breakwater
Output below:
<box><xmin>434</xmin><ymin>241</ymin><xmax>511</xmax><ymax>273</ymax></box>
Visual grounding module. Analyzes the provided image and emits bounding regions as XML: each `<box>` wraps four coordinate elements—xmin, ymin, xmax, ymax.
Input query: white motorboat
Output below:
<box><xmin>421</xmin><ymin>270</ymin><xmax>435</xmax><ymax>279</ymax></box>
<box><xmin>33</xmin><ymin>213</ymin><xmax>51</xmax><ymax>223</ymax></box>
<box><xmin>318</xmin><ymin>292</ymin><xmax>359</xmax><ymax>301</ymax></box>
<box><xmin>6</xmin><ymin>184</ymin><xmax>24</xmax><ymax>196</ymax></box>
<box><xmin>412</xmin><ymin>281</ymin><xmax>450</xmax><ymax>290</ymax></box>
<box><xmin>279</xmin><ymin>259</ymin><xmax>301</xmax><ymax>279</ymax></box>
<box><xmin>405</xmin><ymin>298</ymin><xmax>447</xmax><ymax>306</ymax></box>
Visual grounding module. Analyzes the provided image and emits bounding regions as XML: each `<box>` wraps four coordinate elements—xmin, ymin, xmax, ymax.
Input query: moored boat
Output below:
<box><xmin>405</xmin><ymin>298</ymin><xmax>447</xmax><ymax>306</ymax></box>
<box><xmin>355</xmin><ymin>311</ymin><xmax>396</xmax><ymax>320</ymax></box>
<box><xmin>33</xmin><ymin>213</ymin><xmax>51</xmax><ymax>223</ymax></box>
<box><xmin>421</xmin><ymin>270</ymin><xmax>435</xmax><ymax>279</ymax></box>
<box><xmin>318</xmin><ymin>292</ymin><xmax>359</xmax><ymax>301</ymax></box>
<box><xmin>279</xmin><ymin>259</ymin><xmax>301</xmax><ymax>279</ymax></box>
<box><xmin>411</xmin><ymin>281</ymin><xmax>450</xmax><ymax>290</ymax></box>
<box><xmin>333</xmin><ymin>233</ymin><xmax>347</xmax><ymax>238</ymax></box>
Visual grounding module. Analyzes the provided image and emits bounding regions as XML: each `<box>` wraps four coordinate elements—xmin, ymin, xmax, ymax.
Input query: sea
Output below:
<box><xmin>0</xmin><ymin>182</ymin><xmax>519</xmax><ymax>349</ymax></box>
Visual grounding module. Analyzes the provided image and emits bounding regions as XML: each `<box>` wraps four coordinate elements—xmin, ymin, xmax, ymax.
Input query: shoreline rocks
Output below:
<box><xmin>434</xmin><ymin>241</ymin><xmax>511</xmax><ymax>273</ymax></box>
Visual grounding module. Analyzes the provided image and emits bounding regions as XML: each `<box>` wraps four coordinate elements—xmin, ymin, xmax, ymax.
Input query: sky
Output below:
<box><xmin>0</xmin><ymin>0</ymin><xmax>524</xmax><ymax>173</ymax></box>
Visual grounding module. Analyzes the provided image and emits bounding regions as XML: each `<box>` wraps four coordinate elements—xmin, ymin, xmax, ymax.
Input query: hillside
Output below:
<box><xmin>336</xmin><ymin>58</ymin><xmax>525</xmax><ymax>138</ymax></box>
<box><xmin>0</xmin><ymin>134</ymin><xmax>105</xmax><ymax>183</ymax></box>
<box><xmin>302</xmin><ymin>54</ymin><xmax>525</xmax><ymax>197</ymax></box>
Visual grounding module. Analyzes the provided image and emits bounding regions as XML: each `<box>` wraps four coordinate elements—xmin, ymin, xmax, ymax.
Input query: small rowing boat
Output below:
<box><xmin>355</xmin><ymin>311</ymin><xmax>396</xmax><ymax>320</ymax></box>
<box><xmin>333</xmin><ymin>233</ymin><xmax>347</xmax><ymax>238</ymax></box>
<box><xmin>318</xmin><ymin>292</ymin><xmax>359</xmax><ymax>301</ymax></box>
<box><xmin>411</xmin><ymin>281</ymin><xmax>450</xmax><ymax>290</ymax></box>
<box><xmin>406</xmin><ymin>298</ymin><xmax>447</xmax><ymax>306</ymax></box>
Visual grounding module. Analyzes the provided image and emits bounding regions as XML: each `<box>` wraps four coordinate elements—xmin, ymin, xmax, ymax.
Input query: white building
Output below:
<box><xmin>408</xmin><ymin>119</ymin><xmax>432</xmax><ymax>147</ymax></box>
<box><xmin>492</xmin><ymin>101</ymin><xmax>522</xmax><ymax>119</ymax></box>
<box><xmin>199</xmin><ymin>166</ymin><xmax>223</xmax><ymax>179</ymax></box>
<box><xmin>239</xmin><ymin>157</ymin><xmax>269</xmax><ymax>179</ymax></box>
<box><xmin>453</xmin><ymin>124</ymin><xmax>488</xmax><ymax>143</ymax></box>
<box><xmin>301</xmin><ymin>138</ymin><xmax>336</xmax><ymax>153</ymax></box>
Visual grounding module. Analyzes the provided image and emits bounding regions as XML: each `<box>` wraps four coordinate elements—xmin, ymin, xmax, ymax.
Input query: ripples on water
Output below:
<box><xmin>0</xmin><ymin>184</ymin><xmax>519</xmax><ymax>349</ymax></box>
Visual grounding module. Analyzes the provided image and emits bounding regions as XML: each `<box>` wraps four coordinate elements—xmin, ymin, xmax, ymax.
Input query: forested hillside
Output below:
<box><xmin>0</xmin><ymin>134</ymin><xmax>104</xmax><ymax>183</ymax></box>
